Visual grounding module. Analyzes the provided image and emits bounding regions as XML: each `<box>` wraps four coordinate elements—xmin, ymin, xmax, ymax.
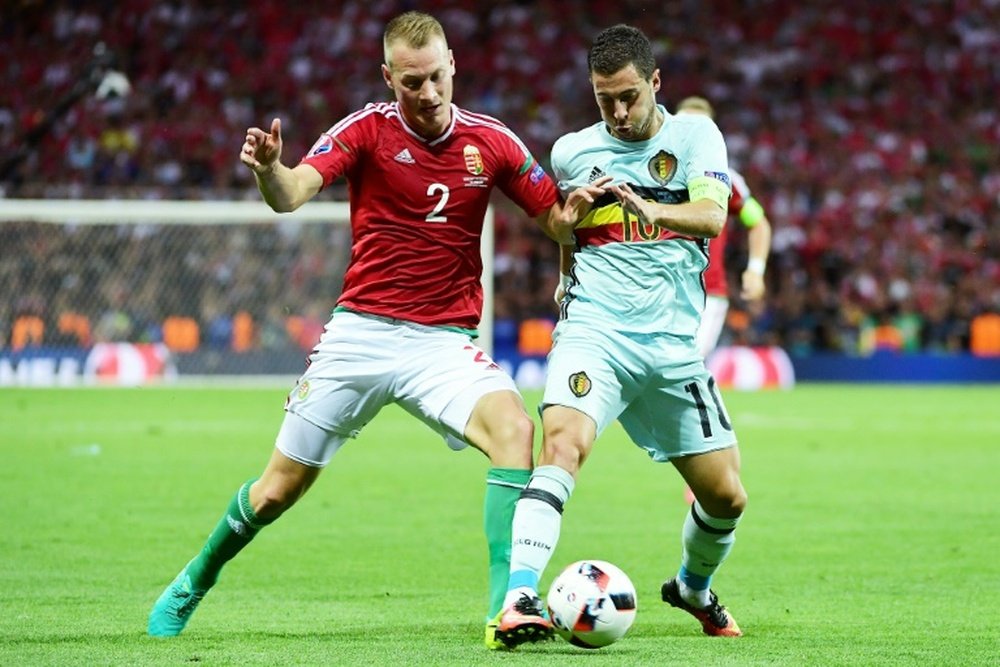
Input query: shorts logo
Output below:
<box><xmin>568</xmin><ymin>371</ymin><xmax>591</xmax><ymax>397</ymax></box>
<box><xmin>463</xmin><ymin>144</ymin><xmax>484</xmax><ymax>175</ymax></box>
<box><xmin>297</xmin><ymin>380</ymin><xmax>311</xmax><ymax>400</ymax></box>
<box><xmin>648</xmin><ymin>150</ymin><xmax>677</xmax><ymax>185</ymax></box>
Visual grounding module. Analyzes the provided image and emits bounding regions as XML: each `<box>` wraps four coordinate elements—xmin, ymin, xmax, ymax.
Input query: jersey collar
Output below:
<box><xmin>395</xmin><ymin>102</ymin><xmax>457</xmax><ymax>146</ymax></box>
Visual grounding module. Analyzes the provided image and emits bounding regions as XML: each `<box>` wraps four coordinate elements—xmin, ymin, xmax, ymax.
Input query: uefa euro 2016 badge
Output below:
<box><xmin>647</xmin><ymin>150</ymin><xmax>677</xmax><ymax>185</ymax></box>
<box><xmin>568</xmin><ymin>371</ymin><xmax>592</xmax><ymax>397</ymax></box>
<box><xmin>463</xmin><ymin>144</ymin><xmax>484</xmax><ymax>175</ymax></box>
<box><xmin>308</xmin><ymin>135</ymin><xmax>333</xmax><ymax>157</ymax></box>
<box><xmin>529</xmin><ymin>162</ymin><xmax>546</xmax><ymax>185</ymax></box>
<box><xmin>297</xmin><ymin>380</ymin><xmax>311</xmax><ymax>400</ymax></box>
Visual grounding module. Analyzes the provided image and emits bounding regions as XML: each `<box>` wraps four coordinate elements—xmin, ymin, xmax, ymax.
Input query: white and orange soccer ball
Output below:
<box><xmin>546</xmin><ymin>560</ymin><xmax>637</xmax><ymax>649</ymax></box>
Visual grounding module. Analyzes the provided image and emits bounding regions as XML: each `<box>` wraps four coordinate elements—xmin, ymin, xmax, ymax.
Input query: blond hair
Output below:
<box><xmin>383</xmin><ymin>11</ymin><xmax>448</xmax><ymax>67</ymax></box>
<box><xmin>676</xmin><ymin>95</ymin><xmax>715</xmax><ymax>118</ymax></box>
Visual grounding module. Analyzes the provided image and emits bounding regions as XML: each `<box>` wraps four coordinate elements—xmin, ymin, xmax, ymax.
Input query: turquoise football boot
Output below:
<box><xmin>148</xmin><ymin>564</ymin><xmax>207</xmax><ymax>637</ymax></box>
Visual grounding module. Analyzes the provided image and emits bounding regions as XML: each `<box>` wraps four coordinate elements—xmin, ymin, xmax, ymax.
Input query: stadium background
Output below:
<box><xmin>2</xmin><ymin>5</ymin><xmax>1000</xmax><ymax>665</ymax></box>
<box><xmin>1</xmin><ymin>0</ymin><xmax>998</xmax><ymax>383</ymax></box>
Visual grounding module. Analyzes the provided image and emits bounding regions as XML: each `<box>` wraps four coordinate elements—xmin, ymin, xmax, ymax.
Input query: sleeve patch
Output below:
<box><xmin>703</xmin><ymin>170</ymin><xmax>731</xmax><ymax>188</ymax></box>
<box><xmin>308</xmin><ymin>135</ymin><xmax>333</xmax><ymax>157</ymax></box>
<box><xmin>529</xmin><ymin>163</ymin><xmax>546</xmax><ymax>184</ymax></box>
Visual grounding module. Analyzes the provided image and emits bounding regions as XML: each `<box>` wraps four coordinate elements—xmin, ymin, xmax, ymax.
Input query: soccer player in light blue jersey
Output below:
<box><xmin>495</xmin><ymin>24</ymin><xmax>747</xmax><ymax>646</ymax></box>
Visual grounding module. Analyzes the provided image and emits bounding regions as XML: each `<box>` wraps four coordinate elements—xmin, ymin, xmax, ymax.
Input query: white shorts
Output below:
<box><xmin>280</xmin><ymin>309</ymin><xmax>518</xmax><ymax>465</ymax></box>
<box><xmin>695</xmin><ymin>295</ymin><xmax>729</xmax><ymax>358</ymax></box>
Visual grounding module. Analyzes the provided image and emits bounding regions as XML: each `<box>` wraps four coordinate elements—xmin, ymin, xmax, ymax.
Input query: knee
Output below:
<box><xmin>539</xmin><ymin>427</ymin><xmax>588</xmax><ymax>475</ymax></box>
<box><xmin>484</xmin><ymin>411</ymin><xmax>535</xmax><ymax>466</ymax></box>
<box><xmin>729</xmin><ymin>486</ymin><xmax>748</xmax><ymax>517</ymax></box>
<box><xmin>710</xmin><ymin>485</ymin><xmax>747</xmax><ymax>520</ymax></box>
<box><xmin>500</xmin><ymin>412</ymin><xmax>535</xmax><ymax>451</ymax></box>
<box><xmin>698</xmin><ymin>477</ymin><xmax>747</xmax><ymax>520</ymax></box>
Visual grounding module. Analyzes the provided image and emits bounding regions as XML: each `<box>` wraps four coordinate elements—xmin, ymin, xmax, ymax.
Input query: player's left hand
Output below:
<box><xmin>740</xmin><ymin>270</ymin><xmax>766</xmax><ymax>300</ymax></box>
<box><xmin>609</xmin><ymin>182</ymin><xmax>653</xmax><ymax>224</ymax></box>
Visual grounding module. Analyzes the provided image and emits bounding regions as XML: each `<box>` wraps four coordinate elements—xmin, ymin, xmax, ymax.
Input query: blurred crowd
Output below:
<box><xmin>2</xmin><ymin>0</ymin><xmax>999</xmax><ymax>356</ymax></box>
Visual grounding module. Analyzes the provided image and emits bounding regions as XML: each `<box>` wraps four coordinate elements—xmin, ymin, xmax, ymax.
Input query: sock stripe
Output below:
<box><xmin>487</xmin><ymin>479</ymin><xmax>527</xmax><ymax>490</ymax></box>
<box><xmin>519</xmin><ymin>487</ymin><xmax>564</xmax><ymax>514</ymax></box>
<box><xmin>237</xmin><ymin>480</ymin><xmax>265</xmax><ymax>530</ymax></box>
<box><xmin>508</xmin><ymin>569</ymin><xmax>540</xmax><ymax>591</ymax></box>
<box><xmin>679</xmin><ymin>565</ymin><xmax>711</xmax><ymax>591</ymax></box>
<box><xmin>690</xmin><ymin>505</ymin><xmax>736</xmax><ymax>535</ymax></box>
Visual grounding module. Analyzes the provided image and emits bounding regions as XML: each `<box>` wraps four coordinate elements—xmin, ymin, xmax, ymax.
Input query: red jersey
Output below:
<box><xmin>300</xmin><ymin>102</ymin><xmax>558</xmax><ymax>330</ymax></box>
<box><xmin>703</xmin><ymin>169</ymin><xmax>752</xmax><ymax>296</ymax></box>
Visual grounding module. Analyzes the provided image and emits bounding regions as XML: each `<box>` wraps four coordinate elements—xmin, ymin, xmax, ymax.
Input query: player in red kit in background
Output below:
<box><xmin>676</xmin><ymin>96</ymin><xmax>772</xmax><ymax>505</ymax></box>
<box><xmin>148</xmin><ymin>11</ymin><xmax>597</xmax><ymax>650</ymax></box>
<box><xmin>675</xmin><ymin>96</ymin><xmax>772</xmax><ymax>359</ymax></box>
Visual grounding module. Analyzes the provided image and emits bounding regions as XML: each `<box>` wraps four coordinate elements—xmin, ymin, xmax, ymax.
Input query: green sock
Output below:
<box><xmin>186</xmin><ymin>479</ymin><xmax>273</xmax><ymax>591</ymax></box>
<box><xmin>484</xmin><ymin>467</ymin><xmax>531</xmax><ymax>619</ymax></box>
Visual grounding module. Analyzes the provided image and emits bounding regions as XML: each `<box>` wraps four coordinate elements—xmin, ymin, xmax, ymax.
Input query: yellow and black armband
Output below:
<box><xmin>688</xmin><ymin>175</ymin><xmax>730</xmax><ymax>210</ymax></box>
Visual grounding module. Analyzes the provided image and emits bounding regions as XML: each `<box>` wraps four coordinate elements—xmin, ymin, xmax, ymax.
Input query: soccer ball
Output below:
<box><xmin>546</xmin><ymin>560</ymin><xmax>637</xmax><ymax>649</ymax></box>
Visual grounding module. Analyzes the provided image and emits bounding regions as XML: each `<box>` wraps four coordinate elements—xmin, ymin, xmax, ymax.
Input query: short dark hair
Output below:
<box><xmin>587</xmin><ymin>24</ymin><xmax>656</xmax><ymax>80</ymax></box>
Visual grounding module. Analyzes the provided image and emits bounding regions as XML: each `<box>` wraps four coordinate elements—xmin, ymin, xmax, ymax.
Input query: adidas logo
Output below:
<box><xmin>227</xmin><ymin>515</ymin><xmax>247</xmax><ymax>536</ymax></box>
<box><xmin>587</xmin><ymin>166</ymin><xmax>606</xmax><ymax>183</ymax></box>
<box><xmin>394</xmin><ymin>148</ymin><xmax>416</xmax><ymax>164</ymax></box>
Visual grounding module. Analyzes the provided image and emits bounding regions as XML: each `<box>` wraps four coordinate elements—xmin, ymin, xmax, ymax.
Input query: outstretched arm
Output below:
<box><xmin>240</xmin><ymin>118</ymin><xmax>323</xmax><ymax>213</ymax></box>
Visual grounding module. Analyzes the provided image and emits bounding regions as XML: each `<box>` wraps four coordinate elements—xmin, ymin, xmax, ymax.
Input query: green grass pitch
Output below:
<box><xmin>2</xmin><ymin>384</ymin><xmax>998</xmax><ymax>666</ymax></box>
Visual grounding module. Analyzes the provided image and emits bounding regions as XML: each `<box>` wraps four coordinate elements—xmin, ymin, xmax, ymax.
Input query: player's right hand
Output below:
<box><xmin>240</xmin><ymin>117</ymin><xmax>282</xmax><ymax>174</ymax></box>
<box><xmin>740</xmin><ymin>269</ymin><xmax>766</xmax><ymax>301</ymax></box>
<box><xmin>555</xmin><ymin>175</ymin><xmax>612</xmax><ymax>243</ymax></box>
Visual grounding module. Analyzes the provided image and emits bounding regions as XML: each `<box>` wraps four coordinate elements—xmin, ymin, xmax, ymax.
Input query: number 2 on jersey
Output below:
<box><xmin>426</xmin><ymin>183</ymin><xmax>449</xmax><ymax>223</ymax></box>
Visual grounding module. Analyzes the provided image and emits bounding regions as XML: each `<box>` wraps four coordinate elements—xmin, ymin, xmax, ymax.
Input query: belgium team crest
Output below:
<box><xmin>647</xmin><ymin>150</ymin><xmax>677</xmax><ymax>185</ymax></box>
<box><xmin>463</xmin><ymin>144</ymin><xmax>484</xmax><ymax>175</ymax></box>
<box><xmin>568</xmin><ymin>371</ymin><xmax>592</xmax><ymax>397</ymax></box>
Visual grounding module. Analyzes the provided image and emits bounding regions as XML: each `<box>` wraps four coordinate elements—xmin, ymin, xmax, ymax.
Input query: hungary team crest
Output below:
<box><xmin>647</xmin><ymin>150</ymin><xmax>677</xmax><ymax>185</ymax></box>
<box><xmin>463</xmin><ymin>144</ymin><xmax>484</xmax><ymax>175</ymax></box>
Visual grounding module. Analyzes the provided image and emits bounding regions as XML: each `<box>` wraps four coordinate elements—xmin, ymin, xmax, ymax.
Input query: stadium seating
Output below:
<box><xmin>1</xmin><ymin>1</ymin><xmax>997</xmax><ymax>356</ymax></box>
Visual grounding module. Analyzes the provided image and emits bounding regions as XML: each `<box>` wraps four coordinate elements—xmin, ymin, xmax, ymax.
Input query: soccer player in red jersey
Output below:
<box><xmin>676</xmin><ymin>96</ymin><xmax>772</xmax><ymax>505</ymax></box>
<box><xmin>148</xmin><ymin>11</ymin><xmax>596</xmax><ymax>648</ymax></box>
<box><xmin>676</xmin><ymin>96</ymin><xmax>773</xmax><ymax>359</ymax></box>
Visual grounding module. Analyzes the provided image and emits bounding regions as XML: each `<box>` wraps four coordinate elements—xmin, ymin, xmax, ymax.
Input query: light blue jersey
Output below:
<box><xmin>552</xmin><ymin>105</ymin><xmax>730</xmax><ymax>337</ymax></box>
<box><xmin>543</xmin><ymin>107</ymin><xmax>736</xmax><ymax>461</ymax></box>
